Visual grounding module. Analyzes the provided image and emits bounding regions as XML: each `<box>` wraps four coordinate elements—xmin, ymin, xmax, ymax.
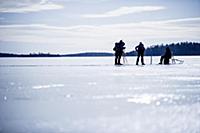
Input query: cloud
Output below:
<box><xmin>0</xmin><ymin>0</ymin><xmax>63</xmax><ymax>13</ymax></box>
<box><xmin>82</xmin><ymin>6</ymin><xmax>166</xmax><ymax>18</ymax></box>
<box><xmin>0</xmin><ymin>17</ymin><xmax>199</xmax><ymax>53</ymax></box>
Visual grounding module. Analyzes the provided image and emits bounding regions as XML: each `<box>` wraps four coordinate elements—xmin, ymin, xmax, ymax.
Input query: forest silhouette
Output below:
<box><xmin>0</xmin><ymin>42</ymin><xmax>200</xmax><ymax>57</ymax></box>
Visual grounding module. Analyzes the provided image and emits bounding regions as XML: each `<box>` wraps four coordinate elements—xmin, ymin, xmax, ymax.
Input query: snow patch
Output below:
<box><xmin>32</xmin><ymin>84</ymin><xmax>64</xmax><ymax>90</ymax></box>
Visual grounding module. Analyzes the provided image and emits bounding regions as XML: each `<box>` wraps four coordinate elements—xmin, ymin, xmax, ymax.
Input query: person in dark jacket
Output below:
<box><xmin>159</xmin><ymin>47</ymin><xmax>172</xmax><ymax>64</ymax></box>
<box><xmin>113</xmin><ymin>40</ymin><xmax>126</xmax><ymax>65</ymax></box>
<box><xmin>135</xmin><ymin>42</ymin><xmax>145</xmax><ymax>65</ymax></box>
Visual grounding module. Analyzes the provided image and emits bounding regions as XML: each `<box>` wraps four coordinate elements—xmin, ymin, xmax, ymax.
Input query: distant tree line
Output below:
<box><xmin>0</xmin><ymin>42</ymin><xmax>200</xmax><ymax>57</ymax></box>
<box><xmin>126</xmin><ymin>42</ymin><xmax>200</xmax><ymax>56</ymax></box>
<box><xmin>64</xmin><ymin>52</ymin><xmax>113</xmax><ymax>57</ymax></box>
<box><xmin>0</xmin><ymin>52</ymin><xmax>113</xmax><ymax>57</ymax></box>
<box><xmin>0</xmin><ymin>52</ymin><xmax>60</xmax><ymax>57</ymax></box>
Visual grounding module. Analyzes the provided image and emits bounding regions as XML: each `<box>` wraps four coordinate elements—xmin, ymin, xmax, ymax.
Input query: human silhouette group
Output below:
<box><xmin>113</xmin><ymin>40</ymin><xmax>126</xmax><ymax>65</ymax></box>
<box><xmin>113</xmin><ymin>40</ymin><xmax>172</xmax><ymax>65</ymax></box>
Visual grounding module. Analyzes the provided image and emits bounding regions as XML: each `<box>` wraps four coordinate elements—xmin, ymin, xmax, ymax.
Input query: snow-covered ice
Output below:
<box><xmin>0</xmin><ymin>56</ymin><xmax>200</xmax><ymax>133</ymax></box>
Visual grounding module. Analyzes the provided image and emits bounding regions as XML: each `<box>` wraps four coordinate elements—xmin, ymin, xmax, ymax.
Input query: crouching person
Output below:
<box><xmin>159</xmin><ymin>47</ymin><xmax>172</xmax><ymax>65</ymax></box>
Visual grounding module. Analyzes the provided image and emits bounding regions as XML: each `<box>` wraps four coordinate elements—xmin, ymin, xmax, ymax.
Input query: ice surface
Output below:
<box><xmin>0</xmin><ymin>56</ymin><xmax>200</xmax><ymax>133</ymax></box>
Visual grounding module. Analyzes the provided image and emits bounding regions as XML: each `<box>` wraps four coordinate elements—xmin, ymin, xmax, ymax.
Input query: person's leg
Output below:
<box><xmin>118</xmin><ymin>53</ymin><xmax>122</xmax><ymax>64</ymax></box>
<box><xmin>115</xmin><ymin>56</ymin><xmax>118</xmax><ymax>65</ymax></box>
<box><xmin>115</xmin><ymin>52</ymin><xmax>119</xmax><ymax>65</ymax></box>
<box><xmin>141</xmin><ymin>53</ymin><xmax>145</xmax><ymax>65</ymax></box>
<box><xmin>159</xmin><ymin>56</ymin><xmax>164</xmax><ymax>64</ymax></box>
<box><xmin>164</xmin><ymin>58</ymin><xmax>170</xmax><ymax>64</ymax></box>
<box><xmin>136</xmin><ymin>54</ymin><xmax>140</xmax><ymax>65</ymax></box>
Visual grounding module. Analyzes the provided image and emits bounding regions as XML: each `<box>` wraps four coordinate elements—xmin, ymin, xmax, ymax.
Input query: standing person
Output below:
<box><xmin>113</xmin><ymin>40</ymin><xmax>126</xmax><ymax>65</ymax></box>
<box><xmin>135</xmin><ymin>42</ymin><xmax>145</xmax><ymax>65</ymax></box>
<box><xmin>159</xmin><ymin>47</ymin><xmax>172</xmax><ymax>65</ymax></box>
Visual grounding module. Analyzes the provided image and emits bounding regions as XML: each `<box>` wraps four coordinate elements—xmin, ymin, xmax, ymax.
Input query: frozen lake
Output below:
<box><xmin>0</xmin><ymin>56</ymin><xmax>200</xmax><ymax>133</ymax></box>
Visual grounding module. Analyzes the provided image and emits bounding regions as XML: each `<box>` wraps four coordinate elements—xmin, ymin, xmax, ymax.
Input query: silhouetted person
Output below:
<box><xmin>135</xmin><ymin>42</ymin><xmax>145</xmax><ymax>65</ymax></box>
<box><xmin>159</xmin><ymin>47</ymin><xmax>172</xmax><ymax>65</ymax></box>
<box><xmin>113</xmin><ymin>40</ymin><xmax>126</xmax><ymax>65</ymax></box>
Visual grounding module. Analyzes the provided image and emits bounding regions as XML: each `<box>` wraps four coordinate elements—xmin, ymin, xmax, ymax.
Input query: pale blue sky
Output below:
<box><xmin>0</xmin><ymin>0</ymin><xmax>200</xmax><ymax>54</ymax></box>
